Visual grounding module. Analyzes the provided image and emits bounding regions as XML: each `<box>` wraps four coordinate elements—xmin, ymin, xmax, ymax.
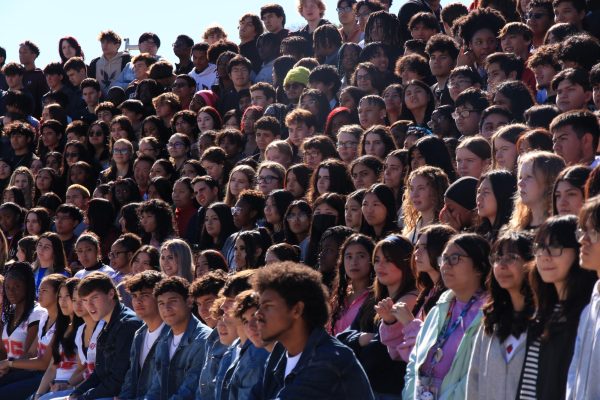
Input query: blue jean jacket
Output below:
<box><xmin>224</xmin><ymin>340</ymin><xmax>269</xmax><ymax>400</ymax></box>
<box><xmin>255</xmin><ymin>327</ymin><xmax>375</xmax><ymax>400</ymax></box>
<box><xmin>145</xmin><ymin>316</ymin><xmax>211</xmax><ymax>400</ymax></box>
<box><xmin>119</xmin><ymin>323</ymin><xmax>169</xmax><ymax>399</ymax></box>
<box><xmin>213</xmin><ymin>340</ymin><xmax>238</xmax><ymax>400</ymax></box>
<box><xmin>197</xmin><ymin>329</ymin><xmax>228</xmax><ymax>400</ymax></box>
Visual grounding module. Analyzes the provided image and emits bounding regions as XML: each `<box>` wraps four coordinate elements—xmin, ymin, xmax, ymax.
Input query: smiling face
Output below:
<box><xmin>160</xmin><ymin>247</ymin><xmax>179</xmax><ymax>277</ymax></box>
<box><xmin>157</xmin><ymin>291</ymin><xmax>190</xmax><ymax>329</ymax></box>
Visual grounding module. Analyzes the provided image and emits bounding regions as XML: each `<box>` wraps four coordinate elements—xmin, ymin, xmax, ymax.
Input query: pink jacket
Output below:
<box><xmin>379</xmin><ymin>318</ymin><xmax>424</xmax><ymax>362</ymax></box>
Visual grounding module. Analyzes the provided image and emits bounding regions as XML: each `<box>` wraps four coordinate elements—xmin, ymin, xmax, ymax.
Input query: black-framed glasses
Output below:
<box><xmin>257</xmin><ymin>175</ymin><xmax>281</xmax><ymax>184</ymax></box>
<box><xmin>533</xmin><ymin>243</ymin><xmax>565</xmax><ymax>257</ymax></box>
<box><xmin>438</xmin><ymin>253</ymin><xmax>470</xmax><ymax>266</ymax></box>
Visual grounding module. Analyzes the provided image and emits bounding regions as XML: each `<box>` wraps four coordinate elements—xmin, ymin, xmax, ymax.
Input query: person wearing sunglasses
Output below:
<box><xmin>515</xmin><ymin>215</ymin><xmax>595</xmax><ymax>399</ymax></box>
<box><xmin>525</xmin><ymin>0</ymin><xmax>554</xmax><ymax>48</ymax></box>
<box><xmin>467</xmin><ymin>231</ymin><xmax>535</xmax><ymax>399</ymax></box>
<box><xmin>404</xmin><ymin>233</ymin><xmax>490</xmax><ymax>399</ymax></box>
<box><xmin>568</xmin><ymin>196</ymin><xmax>600</xmax><ymax>399</ymax></box>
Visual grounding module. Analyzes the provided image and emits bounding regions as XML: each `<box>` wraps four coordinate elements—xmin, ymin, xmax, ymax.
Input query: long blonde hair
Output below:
<box><xmin>401</xmin><ymin>166</ymin><xmax>449</xmax><ymax>236</ymax></box>
<box><xmin>9</xmin><ymin>166</ymin><xmax>35</xmax><ymax>209</ymax></box>
<box><xmin>509</xmin><ymin>151</ymin><xmax>565</xmax><ymax>230</ymax></box>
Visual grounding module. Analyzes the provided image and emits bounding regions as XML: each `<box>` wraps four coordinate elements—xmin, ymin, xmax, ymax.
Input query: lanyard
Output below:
<box><xmin>424</xmin><ymin>295</ymin><xmax>478</xmax><ymax>377</ymax></box>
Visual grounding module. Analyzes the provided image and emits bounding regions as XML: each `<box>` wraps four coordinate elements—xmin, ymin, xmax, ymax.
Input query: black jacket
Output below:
<box><xmin>73</xmin><ymin>301</ymin><xmax>142</xmax><ymax>399</ymax></box>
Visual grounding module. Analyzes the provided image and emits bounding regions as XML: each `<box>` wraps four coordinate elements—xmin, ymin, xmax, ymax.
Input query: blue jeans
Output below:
<box><xmin>0</xmin><ymin>369</ymin><xmax>44</xmax><ymax>400</ymax></box>
<box><xmin>38</xmin><ymin>389</ymin><xmax>73</xmax><ymax>400</ymax></box>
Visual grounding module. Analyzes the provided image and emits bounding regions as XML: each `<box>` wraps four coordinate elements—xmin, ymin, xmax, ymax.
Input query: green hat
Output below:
<box><xmin>283</xmin><ymin>66</ymin><xmax>310</xmax><ymax>88</ymax></box>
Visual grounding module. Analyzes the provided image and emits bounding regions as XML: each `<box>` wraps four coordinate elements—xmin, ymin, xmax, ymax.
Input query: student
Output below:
<box><xmin>452</xmin><ymin>88</ymin><xmax>490</xmax><ymax>138</ymax></box>
<box><xmin>219</xmin><ymin>56</ymin><xmax>253</xmax><ymax>115</ymax></box>
<box><xmin>509</xmin><ymin>151</ymin><xmax>566</xmax><ymax>232</ymax></box>
<box><xmin>88</xmin><ymin>30</ymin><xmax>131</xmax><ymax>95</ymax></box>
<box><xmin>552</xmin><ymin>165</ymin><xmax>590</xmax><ymax>217</ymax></box>
<box><xmin>18</xmin><ymin>41</ymin><xmax>49</xmax><ymax>118</ymax></box>
<box><xmin>551</xmin><ymin>68</ymin><xmax>592</xmax><ymax>113</ymax></box>
<box><xmin>358</xmin><ymin>95</ymin><xmax>387</xmax><ymax>130</ymax></box>
<box><xmin>172</xmin><ymin>35</ymin><xmax>194</xmax><ymax>75</ymax></box>
<box><xmin>282</xmin><ymin>66</ymin><xmax>310</xmax><ymax>108</ymax></box>
<box><xmin>527</xmin><ymin>0</ymin><xmax>555</xmax><ymax>48</ymax></box>
<box><xmin>526</xmin><ymin>44</ymin><xmax>561</xmax><ymax>104</ymax></box>
<box><xmin>409</xmin><ymin>12</ymin><xmax>441</xmax><ymax>42</ymax></box>
<box><xmin>313</xmin><ymin>24</ymin><xmax>343</xmax><ymax>66</ymax></box>
<box><xmin>476</xmin><ymin>170</ymin><xmax>518</xmax><ymax>243</ymax></box>
<box><xmin>498</xmin><ymin>22</ymin><xmax>536</xmax><ymax>90</ymax></box>
<box><xmin>119</xmin><ymin>271</ymin><xmax>168</xmax><ymax>400</ymax></box>
<box><xmin>73</xmin><ymin>233</ymin><xmax>114</xmax><ymax>279</ymax></box>
<box><xmin>455</xmin><ymin>136</ymin><xmax>491</xmax><ymax>179</ymax></box>
<box><xmin>517</xmin><ymin>216</ymin><xmax>595</xmax><ymax>399</ymax></box>
<box><xmin>491</xmin><ymin>124</ymin><xmax>528</xmax><ymax>174</ymax></box>
<box><xmin>466</xmin><ymin>231</ymin><xmax>535</xmax><ymax>399</ymax></box>
<box><xmin>54</xmin><ymin>205</ymin><xmax>84</xmax><ymax>269</ymax></box>
<box><xmin>568</xmin><ymin>196</ymin><xmax>600</xmax><ymax>399</ymax></box>
<box><xmin>189</xmin><ymin>43</ymin><xmax>217</xmax><ymax>92</ymax></box>
<box><xmin>159</xmin><ymin>239</ymin><xmax>194</xmax><ymax>282</ymax></box>
<box><xmin>404</xmin><ymin>233</ymin><xmax>491</xmax><ymax>399</ymax></box>
<box><xmin>0</xmin><ymin>270</ymin><xmax>61</xmax><ymax>399</ymax></box>
<box><xmin>484</xmin><ymin>52</ymin><xmax>525</xmax><ymax>94</ymax></box>
<box><xmin>284</xmin><ymin>109</ymin><xmax>317</xmax><ymax>160</ymax></box>
<box><xmin>439</xmin><ymin>177</ymin><xmax>479</xmax><ymax>232</ymax></box>
<box><xmin>425</xmin><ymin>34</ymin><xmax>459</xmax><ymax>106</ymax></box>
<box><xmin>249</xmin><ymin>83</ymin><xmax>276</xmax><ymax>110</ymax></box>
<box><xmin>32</xmin><ymin>232</ymin><xmax>70</xmax><ymax>294</ymax></box>
<box><xmin>252</xmin><ymin>262</ymin><xmax>375</xmax><ymax>399</ymax></box>
<box><xmin>70</xmin><ymin>272</ymin><xmax>142</xmax><ymax>399</ymax></box>
<box><xmin>308</xmin><ymin>65</ymin><xmax>341</xmax><ymax>109</ymax></box>
<box><xmin>255</xmin><ymin>33</ymin><xmax>279</xmax><ymax>84</ymax></box>
<box><xmin>402</xmin><ymin>166</ymin><xmax>449</xmax><ymax>244</ymax></box>
<box><xmin>550</xmin><ymin>110</ymin><xmax>600</xmax><ymax>168</ymax></box>
<box><xmin>553</xmin><ymin>0</ymin><xmax>586</xmax><ymax>30</ymax></box>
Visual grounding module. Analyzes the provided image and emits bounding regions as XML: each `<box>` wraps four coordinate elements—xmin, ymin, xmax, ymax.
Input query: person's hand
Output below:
<box><xmin>0</xmin><ymin>360</ymin><xmax>10</xmax><ymax>376</ymax></box>
<box><xmin>391</xmin><ymin>302</ymin><xmax>415</xmax><ymax>326</ymax></box>
<box><xmin>374</xmin><ymin>297</ymin><xmax>396</xmax><ymax>324</ymax></box>
<box><xmin>456</xmin><ymin>45</ymin><xmax>475</xmax><ymax>67</ymax></box>
<box><xmin>358</xmin><ymin>332</ymin><xmax>375</xmax><ymax>346</ymax></box>
<box><xmin>51</xmin><ymin>382</ymin><xmax>70</xmax><ymax>392</ymax></box>
<box><xmin>439</xmin><ymin>205</ymin><xmax>462</xmax><ymax>231</ymax></box>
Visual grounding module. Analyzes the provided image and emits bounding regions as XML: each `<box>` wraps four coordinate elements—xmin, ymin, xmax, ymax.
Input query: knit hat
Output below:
<box><xmin>283</xmin><ymin>66</ymin><xmax>310</xmax><ymax>88</ymax></box>
<box><xmin>444</xmin><ymin>176</ymin><xmax>478</xmax><ymax>211</ymax></box>
<box><xmin>196</xmin><ymin>90</ymin><xmax>219</xmax><ymax>108</ymax></box>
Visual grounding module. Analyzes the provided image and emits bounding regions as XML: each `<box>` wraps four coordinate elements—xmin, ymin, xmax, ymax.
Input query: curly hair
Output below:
<box><xmin>402</xmin><ymin>166</ymin><xmax>449</xmax><ymax>236</ymax></box>
<box><xmin>137</xmin><ymin>199</ymin><xmax>176</xmax><ymax>243</ymax></box>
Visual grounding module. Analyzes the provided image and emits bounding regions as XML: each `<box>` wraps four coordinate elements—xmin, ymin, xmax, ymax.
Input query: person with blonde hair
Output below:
<box><xmin>224</xmin><ymin>164</ymin><xmax>256</xmax><ymax>207</ymax></box>
<box><xmin>508</xmin><ymin>150</ymin><xmax>566</xmax><ymax>232</ymax></box>
<box><xmin>9</xmin><ymin>166</ymin><xmax>35</xmax><ymax>209</ymax></box>
<box><xmin>159</xmin><ymin>238</ymin><xmax>194</xmax><ymax>282</ymax></box>
<box><xmin>265</xmin><ymin>139</ymin><xmax>293</xmax><ymax>168</ymax></box>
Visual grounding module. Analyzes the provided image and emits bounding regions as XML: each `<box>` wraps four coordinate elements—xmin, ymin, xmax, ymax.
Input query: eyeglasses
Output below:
<box><xmin>533</xmin><ymin>243</ymin><xmax>565</xmax><ymax>257</ymax></box>
<box><xmin>303</xmin><ymin>150</ymin><xmax>321</xmax><ymax>159</ymax></box>
<box><xmin>490</xmin><ymin>253</ymin><xmax>522</xmax><ymax>265</ymax></box>
<box><xmin>257</xmin><ymin>175</ymin><xmax>280</xmax><ymax>184</ymax></box>
<box><xmin>286</xmin><ymin>212</ymin><xmax>309</xmax><ymax>221</ymax></box>
<box><xmin>113</xmin><ymin>148</ymin><xmax>130</xmax><ymax>155</ymax></box>
<box><xmin>526</xmin><ymin>12</ymin><xmax>547</xmax><ymax>20</ymax></box>
<box><xmin>337</xmin><ymin>141</ymin><xmax>358</xmax><ymax>149</ymax></box>
<box><xmin>167</xmin><ymin>142</ymin><xmax>186</xmax><ymax>149</ymax></box>
<box><xmin>437</xmin><ymin>253</ymin><xmax>470</xmax><ymax>267</ymax></box>
<box><xmin>452</xmin><ymin>109</ymin><xmax>478</xmax><ymax>119</ymax></box>
<box><xmin>108</xmin><ymin>251</ymin><xmax>127</xmax><ymax>259</ymax></box>
<box><xmin>336</xmin><ymin>6</ymin><xmax>353</xmax><ymax>13</ymax></box>
<box><xmin>64</xmin><ymin>152</ymin><xmax>79</xmax><ymax>159</ymax></box>
<box><xmin>89</xmin><ymin>130</ymin><xmax>104</xmax><ymax>137</ymax></box>
<box><xmin>576</xmin><ymin>227</ymin><xmax>600</xmax><ymax>244</ymax></box>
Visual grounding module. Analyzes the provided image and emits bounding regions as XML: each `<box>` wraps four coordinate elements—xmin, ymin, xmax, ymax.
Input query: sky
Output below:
<box><xmin>1</xmin><ymin>0</ymin><xmax>463</xmax><ymax>67</ymax></box>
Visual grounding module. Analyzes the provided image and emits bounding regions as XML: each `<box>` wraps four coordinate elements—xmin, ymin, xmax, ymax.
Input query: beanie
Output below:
<box><xmin>444</xmin><ymin>176</ymin><xmax>478</xmax><ymax>211</ymax></box>
<box><xmin>196</xmin><ymin>90</ymin><xmax>219</xmax><ymax>108</ymax></box>
<box><xmin>283</xmin><ymin>66</ymin><xmax>310</xmax><ymax>88</ymax></box>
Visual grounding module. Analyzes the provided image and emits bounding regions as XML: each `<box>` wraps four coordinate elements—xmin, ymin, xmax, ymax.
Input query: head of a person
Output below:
<box><xmin>77</xmin><ymin>271</ymin><xmax>118</xmax><ymax>321</ymax></box>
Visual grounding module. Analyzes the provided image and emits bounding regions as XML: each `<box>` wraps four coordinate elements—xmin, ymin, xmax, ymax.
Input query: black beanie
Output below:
<box><xmin>444</xmin><ymin>176</ymin><xmax>478</xmax><ymax>211</ymax></box>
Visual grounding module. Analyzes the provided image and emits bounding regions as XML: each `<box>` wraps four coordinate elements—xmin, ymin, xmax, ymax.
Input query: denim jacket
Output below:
<box><xmin>225</xmin><ymin>340</ymin><xmax>269</xmax><ymax>400</ymax></box>
<box><xmin>197</xmin><ymin>329</ymin><xmax>228</xmax><ymax>400</ymax></box>
<box><xmin>145</xmin><ymin>316</ymin><xmax>211</xmax><ymax>400</ymax></box>
<box><xmin>213</xmin><ymin>340</ymin><xmax>238</xmax><ymax>400</ymax></box>
<box><xmin>255</xmin><ymin>327</ymin><xmax>375</xmax><ymax>400</ymax></box>
<box><xmin>119</xmin><ymin>323</ymin><xmax>169</xmax><ymax>399</ymax></box>
<box><xmin>72</xmin><ymin>302</ymin><xmax>142</xmax><ymax>400</ymax></box>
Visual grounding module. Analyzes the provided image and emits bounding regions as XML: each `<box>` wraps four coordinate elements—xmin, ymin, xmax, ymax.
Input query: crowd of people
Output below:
<box><xmin>1</xmin><ymin>0</ymin><xmax>600</xmax><ymax>398</ymax></box>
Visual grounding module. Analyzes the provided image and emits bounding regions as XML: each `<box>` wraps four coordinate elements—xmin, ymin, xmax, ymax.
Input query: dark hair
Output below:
<box><xmin>309</xmin><ymin>64</ymin><xmax>342</xmax><ymax>95</ymax></box>
<box><xmin>373</xmin><ymin>234</ymin><xmax>416</xmax><ymax>302</ymax></box>
<box><xmin>549</xmin><ymin>109</ymin><xmax>600</xmax><ymax>153</ymax></box>
<box><xmin>190</xmin><ymin>270</ymin><xmax>227</xmax><ymax>298</ymax></box>
<box><xmin>494</xmin><ymin>81</ymin><xmax>535</xmax><ymax>122</ymax></box>
<box><xmin>55</xmin><ymin>203</ymin><xmax>84</xmax><ymax>223</ymax></box>
<box><xmin>441</xmin><ymin>3</ymin><xmax>469</xmax><ymax>28</ymax></box>
<box><xmin>137</xmin><ymin>199</ymin><xmax>175</xmax><ymax>244</ymax></box>
<box><xmin>413</xmin><ymin>224</ymin><xmax>457</xmax><ymax>315</ymax></box>
<box><xmin>2</xmin><ymin>262</ymin><xmax>36</xmax><ymax>328</ymax></box>
<box><xmin>283</xmin><ymin>200</ymin><xmax>313</xmax><ymax>244</ymax></box>
<box><xmin>86</xmin><ymin>198</ymin><xmax>116</xmax><ymax>239</ymax></box>
<box><xmin>524</xmin><ymin>104</ymin><xmax>560</xmax><ymax>128</ymax></box>
<box><xmin>447</xmin><ymin>233</ymin><xmax>492</xmax><ymax>289</ymax></box>
<box><xmin>425</xmin><ymin>33</ymin><xmax>460</xmax><ymax>60</ymax></box>
<box><xmin>261</xmin><ymin>3</ymin><xmax>286</xmax><ymax>25</ymax></box>
<box><xmin>25</xmin><ymin>208</ymin><xmax>52</xmax><ymax>236</ymax></box>
<box><xmin>125</xmin><ymin>270</ymin><xmax>165</xmax><ymax>293</ymax></box>
<box><xmin>36</xmin><ymin>232</ymin><xmax>68</xmax><ymax>275</ymax></box>
<box><xmin>516</xmin><ymin>128</ymin><xmax>554</xmax><ymax>153</ymax></box>
<box><xmin>359</xmin><ymin>125</ymin><xmax>396</xmax><ymax>158</ymax></box>
<box><xmin>266</xmin><ymin>243</ymin><xmax>301</xmax><ymax>263</ymax></box>
<box><xmin>154</xmin><ymin>276</ymin><xmax>190</xmax><ymax>300</ymax></box>
<box><xmin>285</xmin><ymin>164</ymin><xmax>313</xmax><ymax>199</ymax></box>
<box><xmin>365</xmin><ymin>10</ymin><xmax>402</xmax><ymax>47</ymax></box>
<box><xmin>531</xmin><ymin>215</ymin><xmax>596</xmax><ymax>339</ymax></box>
<box><xmin>149</xmin><ymin>177</ymin><xmax>173</xmax><ymax>204</ymax></box>
<box><xmin>52</xmin><ymin>277</ymin><xmax>83</xmax><ymax>364</ymax></box>
<box><xmin>196</xmin><ymin>250</ymin><xmax>228</xmax><ymax>275</ymax></box>
<box><xmin>222</xmin><ymin>270</ymin><xmax>255</xmax><ymax>298</ymax></box>
<box><xmin>457</xmin><ymin>6</ymin><xmax>506</xmax><ymax>45</ymax></box>
<box><xmin>252</xmin><ymin>262</ymin><xmax>330</xmax><ymax>330</ymax></box>
<box><xmin>476</xmin><ymin>170</ymin><xmax>517</xmax><ymax>242</ymax></box>
<box><xmin>552</xmin><ymin>165</ymin><xmax>591</xmax><ymax>215</ymax></box>
<box><xmin>130</xmin><ymin>245</ymin><xmax>161</xmax><ymax>272</ymax></box>
<box><xmin>359</xmin><ymin>183</ymin><xmax>398</xmax><ymax>239</ymax></box>
<box><xmin>236</xmin><ymin>228</ymin><xmax>273</xmax><ymax>269</ymax></box>
<box><xmin>557</xmin><ymin>34</ymin><xmax>600</xmax><ymax>71</ymax></box>
<box><xmin>199</xmin><ymin>202</ymin><xmax>236</xmax><ymax>250</ymax></box>
<box><xmin>410</xmin><ymin>135</ymin><xmax>458</xmax><ymax>182</ymax></box>
<box><xmin>120</xmin><ymin>204</ymin><xmax>143</xmax><ymax>236</ymax></box>
<box><xmin>400</xmin><ymin>80</ymin><xmax>436</xmax><ymax>125</ymax></box>
<box><xmin>483</xmin><ymin>231</ymin><xmax>535</xmax><ymax>341</ymax></box>
<box><xmin>551</xmin><ymin>67</ymin><xmax>591</xmax><ymax>93</ymax></box>
<box><xmin>309</xmin><ymin>159</ymin><xmax>355</xmax><ymax>204</ymax></box>
<box><xmin>485</xmin><ymin>52</ymin><xmax>524</xmax><ymax>79</ymax></box>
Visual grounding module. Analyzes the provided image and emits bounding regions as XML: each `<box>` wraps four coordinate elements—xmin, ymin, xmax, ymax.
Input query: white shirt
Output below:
<box><xmin>75</xmin><ymin>320</ymin><xmax>105</xmax><ymax>379</ymax></box>
<box><xmin>140</xmin><ymin>323</ymin><xmax>165</xmax><ymax>367</ymax></box>
<box><xmin>2</xmin><ymin>304</ymin><xmax>46</xmax><ymax>359</ymax></box>
<box><xmin>169</xmin><ymin>332</ymin><xmax>184</xmax><ymax>359</ymax></box>
<box><xmin>284</xmin><ymin>351</ymin><xmax>302</xmax><ymax>378</ymax></box>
